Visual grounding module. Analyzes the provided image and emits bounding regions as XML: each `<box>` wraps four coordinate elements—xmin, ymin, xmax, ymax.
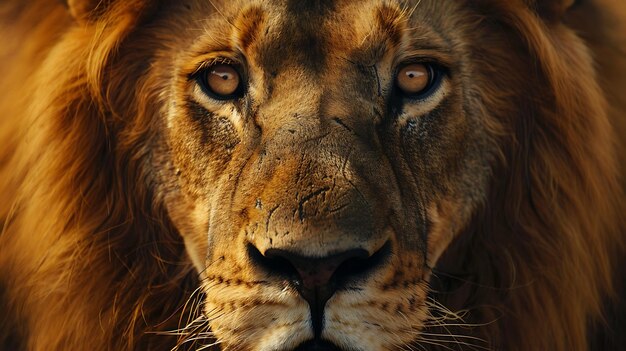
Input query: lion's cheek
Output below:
<box><xmin>426</xmin><ymin>200</ymin><xmax>467</xmax><ymax>268</ymax></box>
<box><xmin>161</xmin><ymin>189</ymin><xmax>211</xmax><ymax>272</ymax></box>
<box><xmin>182</xmin><ymin>232</ymin><xmax>209</xmax><ymax>272</ymax></box>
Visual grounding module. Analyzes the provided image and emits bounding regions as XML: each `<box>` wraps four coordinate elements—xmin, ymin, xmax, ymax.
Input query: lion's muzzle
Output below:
<box><xmin>248</xmin><ymin>239</ymin><xmax>391</xmax><ymax>339</ymax></box>
<box><xmin>200</xmin><ymin>111</ymin><xmax>415</xmax><ymax>350</ymax></box>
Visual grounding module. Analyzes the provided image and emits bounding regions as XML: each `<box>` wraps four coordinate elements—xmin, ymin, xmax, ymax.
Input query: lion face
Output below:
<box><xmin>156</xmin><ymin>1</ymin><xmax>494</xmax><ymax>350</ymax></box>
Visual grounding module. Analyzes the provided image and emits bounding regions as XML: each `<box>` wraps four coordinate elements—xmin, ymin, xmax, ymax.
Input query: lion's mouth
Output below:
<box><xmin>293</xmin><ymin>339</ymin><xmax>343</xmax><ymax>351</ymax></box>
<box><xmin>204</xmin><ymin>238</ymin><xmax>426</xmax><ymax>351</ymax></box>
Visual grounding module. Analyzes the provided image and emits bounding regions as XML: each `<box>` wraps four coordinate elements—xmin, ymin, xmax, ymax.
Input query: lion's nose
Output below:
<box><xmin>266</xmin><ymin>248</ymin><xmax>368</xmax><ymax>290</ymax></box>
<box><xmin>247</xmin><ymin>242</ymin><xmax>390</xmax><ymax>336</ymax></box>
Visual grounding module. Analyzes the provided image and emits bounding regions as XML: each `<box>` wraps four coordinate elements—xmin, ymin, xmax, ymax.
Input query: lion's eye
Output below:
<box><xmin>199</xmin><ymin>64</ymin><xmax>243</xmax><ymax>100</ymax></box>
<box><xmin>395</xmin><ymin>63</ymin><xmax>439</xmax><ymax>98</ymax></box>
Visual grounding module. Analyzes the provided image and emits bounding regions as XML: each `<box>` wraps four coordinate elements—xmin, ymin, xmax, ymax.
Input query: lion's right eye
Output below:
<box><xmin>198</xmin><ymin>63</ymin><xmax>243</xmax><ymax>100</ymax></box>
<box><xmin>395</xmin><ymin>63</ymin><xmax>443</xmax><ymax>100</ymax></box>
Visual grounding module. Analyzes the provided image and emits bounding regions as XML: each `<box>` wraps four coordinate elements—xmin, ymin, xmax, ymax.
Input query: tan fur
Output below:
<box><xmin>0</xmin><ymin>1</ymin><xmax>624</xmax><ymax>350</ymax></box>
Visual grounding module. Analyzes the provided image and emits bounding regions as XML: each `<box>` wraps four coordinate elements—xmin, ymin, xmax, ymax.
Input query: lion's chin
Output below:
<box><xmin>292</xmin><ymin>339</ymin><xmax>343</xmax><ymax>351</ymax></box>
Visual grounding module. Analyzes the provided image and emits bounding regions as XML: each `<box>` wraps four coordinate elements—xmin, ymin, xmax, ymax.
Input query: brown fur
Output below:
<box><xmin>0</xmin><ymin>0</ymin><xmax>624</xmax><ymax>350</ymax></box>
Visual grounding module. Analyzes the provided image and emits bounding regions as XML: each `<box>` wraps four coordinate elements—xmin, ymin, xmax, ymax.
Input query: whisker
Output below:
<box><xmin>197</xmin><ymin>339</ymin><xmax>225</xmax><ymax>351</ymax></box>
<box><xmin>418</xmin><ymin>332</ymin><xmax>488</xmax><ymax>345</ymax></box>
<box><xmin>423</xmin><ymin>321</ymin><xmax>497</xmax><ymax>328</ymax></box>
<box><xmin>416</xmin><ymin>336</ymin><xmax>488</xmax><ymax>351</ymax></box>
<box><xmin>413</xmin><ymin>337</ymin><xmax>456</xmax><ymax>351</ymax></box>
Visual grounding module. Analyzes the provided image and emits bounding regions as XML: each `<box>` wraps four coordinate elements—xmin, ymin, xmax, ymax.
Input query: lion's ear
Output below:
<box><xmin>65</xmin><ymin>0</ymin><xmax>114</xmax><ymax>22</ymax></box>
<box><xmin>527</xmin><ymin>0</ymin><xmax>577</xmax><ymax>21</ymax></box>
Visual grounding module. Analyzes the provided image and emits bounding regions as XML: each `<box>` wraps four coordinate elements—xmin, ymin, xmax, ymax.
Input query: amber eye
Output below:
<box><xmin>199</xmin><ymin>63</ymin><xmax>243</xmax><ymax>100</ymax></box>
<box><xmin>396</xmin><ymin>63</ymin><xmax>438</xmax><ymax>98</ymax></box>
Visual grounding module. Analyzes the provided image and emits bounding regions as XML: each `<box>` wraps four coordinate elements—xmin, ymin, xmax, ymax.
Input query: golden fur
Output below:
<box><xmin>0</xmin><ymin>0</ymin><xmax>624</xmax><ymax>350</ymax></box>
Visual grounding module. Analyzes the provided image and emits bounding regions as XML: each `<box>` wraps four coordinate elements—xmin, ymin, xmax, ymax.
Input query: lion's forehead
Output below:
<box><xmin>202</xmin><ymin>0</ymin><xmax>450</xmax><ymax>75</ymax></box>
<box><xmin>238</xmin><ymin>1</ymin><xmax>390</xmax><ymax>68</ymax></box>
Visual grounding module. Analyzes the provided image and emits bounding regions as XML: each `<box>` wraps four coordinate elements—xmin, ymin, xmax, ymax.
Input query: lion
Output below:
<box><xmin>0</xmin><ymin>0</ymin><xmax>624</xmax><ymax>350</ymax></box>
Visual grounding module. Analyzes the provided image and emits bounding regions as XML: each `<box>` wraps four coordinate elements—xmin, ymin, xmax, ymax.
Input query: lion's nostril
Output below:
<box><xmin>246</xmin><ymin>243</ymin><xmax>300</xmax><ymax>279</ymax></box>
<box><xmin>247</xmin><ymin>241</ymin><xmax>392</xmax><ymax>337</ymax></box>
<box><xmin>332</xmin><ymin>241</ymin><xmax>392</xmax><ymax>285</ymax></box>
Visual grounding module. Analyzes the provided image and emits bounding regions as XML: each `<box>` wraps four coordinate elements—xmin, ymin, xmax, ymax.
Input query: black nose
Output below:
<box><xmin>265</xmin><ymin>247</ymin><xmax>368</xmax><ymax>290</ymax></box>
<box><xmin>247</xmin><ymin>242</ymin><xmax>390</xmax><ymax>337</ymax></box>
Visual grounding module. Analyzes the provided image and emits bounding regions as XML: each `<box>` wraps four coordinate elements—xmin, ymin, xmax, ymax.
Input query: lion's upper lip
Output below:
<box><xmin>292</xmin><ymin>339</ymin><xmax>343</xmax><ymax>351</ymax></box>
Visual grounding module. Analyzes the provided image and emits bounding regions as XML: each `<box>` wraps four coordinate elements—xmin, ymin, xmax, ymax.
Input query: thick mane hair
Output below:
<box><xmin>0</xmin><ymin>1</ymin><xmax>198</xmax><ymax>350</ymax></box>
<box><xmin>0</xmin><ymin>1</ymin><xmax>624</xmax><ymax>350</ymax></box>
<box><xmin>432</xmin><ymin>2</ymin><xmax>625</xmax><ymax>350</ymax></box>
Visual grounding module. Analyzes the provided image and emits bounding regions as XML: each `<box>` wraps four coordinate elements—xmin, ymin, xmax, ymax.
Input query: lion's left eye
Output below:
<box><xmin>197</xmin><ymin>63</ymin><xmax>243</xmax><ymax>100</ymax></box>
<box><xmin>395</xmin><ymin>63</ymin><xmax>442</xmax><ymax>99</ymax></box>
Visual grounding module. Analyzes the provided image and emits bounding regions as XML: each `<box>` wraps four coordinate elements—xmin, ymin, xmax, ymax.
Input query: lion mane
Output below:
<box><xmin>0</xmin><ymin>1</ymin><xmax>624</xmax><ymax>350</ymax></box>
